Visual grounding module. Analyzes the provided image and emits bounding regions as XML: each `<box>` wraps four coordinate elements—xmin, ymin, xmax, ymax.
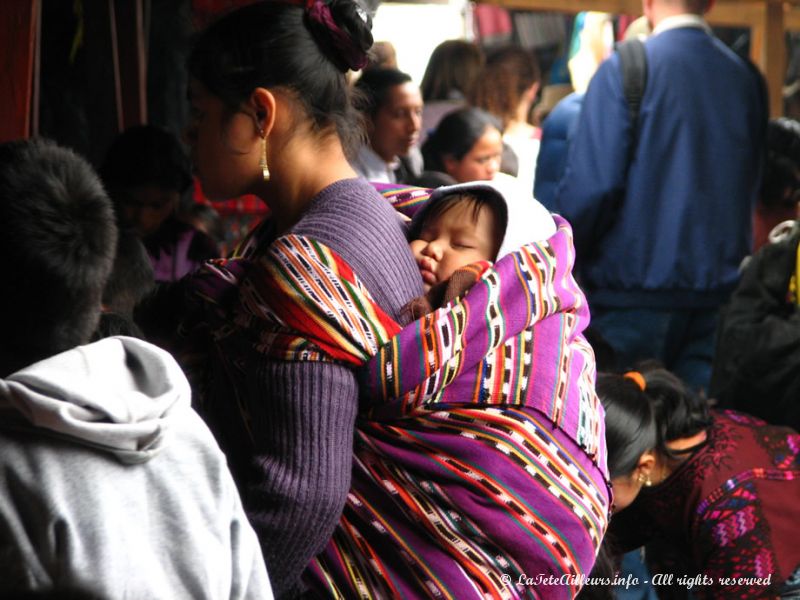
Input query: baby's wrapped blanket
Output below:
<box><xmin>295</xmin><ymin>215</ymin><xmax>611</xmax><ymax>598</ymax></box>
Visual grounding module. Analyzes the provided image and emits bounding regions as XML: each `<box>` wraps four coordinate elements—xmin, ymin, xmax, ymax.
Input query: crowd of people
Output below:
<box><xmin>0</xmin><ymin>0</ymin><xmax>799</xmax><ymax>599</ymax></box>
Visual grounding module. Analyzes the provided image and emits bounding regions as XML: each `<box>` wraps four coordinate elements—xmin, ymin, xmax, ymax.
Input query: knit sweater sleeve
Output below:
<box><xmin>237</xmin><ymin>179</ymin><xmax>422</xmax><ymax>597</ymax></box>
<box><xmin>242</xmin><ymin>360</ymin><xmax>357</xmax><ymax>599</ymax></box>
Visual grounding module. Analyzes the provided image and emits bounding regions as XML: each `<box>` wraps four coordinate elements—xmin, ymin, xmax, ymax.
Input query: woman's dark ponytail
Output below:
<box><xmin>596</xmin><ymin>373</ymin><xmax>657</xmax><ymax>479</ymax></box>
<box><xmin>638</xmin><ymin>367</ymin><xmax>712</xmax><ymax>459</ymax></box>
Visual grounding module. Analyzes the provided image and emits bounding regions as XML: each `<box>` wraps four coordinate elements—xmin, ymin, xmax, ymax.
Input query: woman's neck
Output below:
<box><xmin>255</xmin><ymin>135</ymin><xmax>357</xmax><ymax>236</ymax></box>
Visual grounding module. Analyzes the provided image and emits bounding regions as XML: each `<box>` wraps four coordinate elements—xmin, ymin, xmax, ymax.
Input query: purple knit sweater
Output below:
<box><xmin>205</xmin><ymin>179</ymin><xmax>423</xmax><ymax>598</ymax></box>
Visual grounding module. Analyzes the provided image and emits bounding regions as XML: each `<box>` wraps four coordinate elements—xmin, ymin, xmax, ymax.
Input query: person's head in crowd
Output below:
<box><xmin>644</xmin><ymin>0</ymin><xmax>713</xmax><ymax>27</ymax></box>
<box><xmin>471</xmin><ymin>45</ymin><xmax>541</xmax><ymax>132</ymax></box>
<box><xmin>420</xmin><ymin>39</ymin><xmax>484</xmax><ymax>103</ymax></box>
<box><xmin>407</xmin><ymin>182</ymin><xmax>508</xmax><ymax>292</ymax></box>
<box><xmin>0</xmin><ymin>139</ymin><xmax>117</xmax><ymax>376</ymax></box>
<box><xmin>596</xmin><ymin>366</ymin><xmax>712</xmax><ymax>512</ymax></box>
<box><xmin>185</xmin><ymin>0</ymin><xmax>371</xmax><ymax>218</ymax></box>
<box><xmin>753</xmin><ymin>117</ymin><xmax>800</xmax><ymax>249</ymax></box>
<box><xmin>354</xmin><ymin>68</ymin><xmax>423</xmax><ymax>165</ymax></box>
<box><xmin>422</xmin><ymin>107</ymin><xmax>504</xmax><ymax>182</ymax></box>
<box><xmin>761</xmin><ymin>118</ymin><xmax>800</xmax><ymax>210</ymax></box>
<box><xmin>100</xmin><ymin>125</ymin><xmax>192</xmax><ymax>238</ymax></box>
<box><xmin>365</xmin><ymin>40</ymin><xmax>397</xmax><ymax>70</ymax></box>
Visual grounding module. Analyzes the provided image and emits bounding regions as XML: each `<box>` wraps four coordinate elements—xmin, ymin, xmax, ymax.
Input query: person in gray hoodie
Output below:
<box><xmin>0</xmin><ymin>138</ymin><xmax>273</xmax><ymax>599</ymax></box>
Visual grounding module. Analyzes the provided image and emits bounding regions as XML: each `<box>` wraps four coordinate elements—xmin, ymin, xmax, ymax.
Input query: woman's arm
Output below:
<box><xmin>243</xmin><ymin>359</ymin><xmax>357</xmax><ymax>598</ymax></box>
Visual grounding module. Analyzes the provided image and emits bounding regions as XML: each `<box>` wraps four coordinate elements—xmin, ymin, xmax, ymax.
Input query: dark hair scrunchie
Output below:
<box><xmin>305</xmin><ymin>0</ymin><xmax>371</xmax><ymax>72</ymax></box>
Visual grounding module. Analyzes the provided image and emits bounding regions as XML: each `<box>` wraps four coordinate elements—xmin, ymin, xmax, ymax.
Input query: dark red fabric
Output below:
<box><xmin>611</xmin><ymin>410</ymin><xmax>800</xmax><ymax>599</ymax></box>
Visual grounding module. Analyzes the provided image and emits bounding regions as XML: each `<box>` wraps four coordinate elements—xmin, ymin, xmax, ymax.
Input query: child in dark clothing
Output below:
<box><xmin>100</xmin><ymin>125</ymin><xmax>219</xmax><ymax>282</ymax></box>
<box><xmin>405</xmin><ymin>178</ymin><xmax>555</xmax><ymax>316</ymax></box>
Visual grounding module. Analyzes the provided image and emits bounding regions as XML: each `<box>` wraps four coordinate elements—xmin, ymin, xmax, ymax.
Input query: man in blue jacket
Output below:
<box><xmin>549</xmin><ymin>0</ymin><xmax>766</xmax><ymax>390</ymax></box>
<box><xmin>534</xmin><ymin>92</ymin><xmax>584</xmax><ymax>208</ymax></box>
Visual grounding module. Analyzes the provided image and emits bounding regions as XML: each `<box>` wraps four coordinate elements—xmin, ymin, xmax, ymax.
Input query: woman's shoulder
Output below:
<box><xmin>290</xmin><ymin>178</ymin><xmax>423</xmax><ymax>321</ymax></box>
<box><xmin>679</xmin><ymin>411</ymin><xmax>800</xmax><ymax>506</ymax></box>
<box><xmin>293</xmin><ymin>178</ymin><xmax>404</xmax><ymax>247</ymax></box>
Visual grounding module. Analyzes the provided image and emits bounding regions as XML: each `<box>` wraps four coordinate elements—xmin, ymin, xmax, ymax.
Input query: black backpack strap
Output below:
<box><xmin>617</xmin><ymin>38</ymin><xmax>648</xmax><ymax>140</ymax></box>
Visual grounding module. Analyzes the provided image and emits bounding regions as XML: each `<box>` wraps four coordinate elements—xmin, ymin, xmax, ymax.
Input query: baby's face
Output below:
<box><xmin>410</xmin><ymin>200</ymin><xmax>499</xmax><ymax>292</ymax></box>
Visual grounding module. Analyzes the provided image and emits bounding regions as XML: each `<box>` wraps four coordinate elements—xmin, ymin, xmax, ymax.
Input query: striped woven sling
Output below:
<box><xmin>185</xmin><ymin>198</ymin><xmax>611</xmax><ymax>599</ymax></box>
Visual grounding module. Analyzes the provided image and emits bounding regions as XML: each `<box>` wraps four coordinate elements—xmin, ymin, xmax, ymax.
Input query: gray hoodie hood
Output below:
<box><xmin>0</xmin><ymin>336</ymin><xmax>190</xmax><ymax>464</ymax></box>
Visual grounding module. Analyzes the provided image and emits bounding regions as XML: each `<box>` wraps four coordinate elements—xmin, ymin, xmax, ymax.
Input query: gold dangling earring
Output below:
<box><xmin>637</xmin><ymin>473</ymin><xmax>653</xmax><ymax>487</ymax></box>
<box><xmin>259</xmin><ymin>131</ymin><xmax>270</xmax><ymax>182</ymax></box>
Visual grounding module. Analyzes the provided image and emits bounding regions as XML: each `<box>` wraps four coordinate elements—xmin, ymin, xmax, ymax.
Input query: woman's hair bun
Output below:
<box><xmin>305</xmin><ymin>0</ymin><xmax>374</xmax><ymax>72</ymax></box>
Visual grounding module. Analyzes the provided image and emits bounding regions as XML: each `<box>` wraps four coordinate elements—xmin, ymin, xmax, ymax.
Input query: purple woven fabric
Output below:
<box><xmin>304</xmin><ymin>217</ymin><xmax>611</xmax><ymax>598</ymax></box>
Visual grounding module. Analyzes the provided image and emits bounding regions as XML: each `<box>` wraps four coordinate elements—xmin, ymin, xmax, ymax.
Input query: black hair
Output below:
<box><xmin>187</xmin><ymin>0</ymin><xmax>373</xmax><ymax>158</ymax></box>
<box><xmin>761</xmin><ymin>117</ymin><xmax>800</xmax><ymax>208</ymax></box>
<box><xmin>0</xmin><ymin>139</ymin><xmax>117</xmax><ymax>375</ymax></box>
<box><xmin>354</xmin><ymin>68</ymin><xmax>412</xmax><ymax>117</ymax></box>
<box><xmin>100</xmin><ymin>125</ymin><xmax>192</xmax><ymax>195</ymax></box>
<box><xmin>596</xmin><ymin>373</ymin><xmax>657</xmax><ymax>478</ymax></box>
<box><xmin>597</xmin><ymin>365</ymin><xmax>712</xmax><ymax>477</ymax></box>
<box><xmin>408</xmin><ymin>190</ymin><xmax>509</xmax><ymax>259</ymax></box>
<box><xmin>420</xmin><ymin>39</ymin><xmax>484</xmax><ymax>102</ymax></box>
<box><xmin>101</xmin><ymin>228</ymin><xmax>155</xmax><ymax>317</ymax></box>
<box><xmin>421</xmin><ymin>107</ymin><xmax>502</xmax><ymax>173</ymax></box>
<box><xmin>637</xmin><ymin>366</ymin><xmax>712</xmax><ymax>457</ymax></box>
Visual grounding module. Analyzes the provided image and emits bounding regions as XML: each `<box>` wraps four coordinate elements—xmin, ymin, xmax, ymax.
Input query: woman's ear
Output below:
<box><xmin>634</xmin><ymin>450</ymin><xmax>657</xmax><ymax>481</ymax></box>
<box><xmin>249</xmin><ymin>87</ymin><xmax>277</xmax><ymax>137</ymax></box>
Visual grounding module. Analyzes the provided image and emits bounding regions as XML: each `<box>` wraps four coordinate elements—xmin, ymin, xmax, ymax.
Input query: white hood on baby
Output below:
<box><xmin>411</xmin><ymin>176</ymin><xmax>557</xmax><ymax>260</ymax></box>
